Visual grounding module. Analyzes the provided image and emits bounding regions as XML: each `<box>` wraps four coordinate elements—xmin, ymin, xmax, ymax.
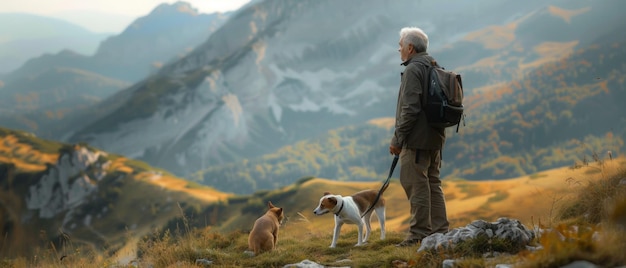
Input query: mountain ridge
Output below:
<box><xmin>66</xmin><ymin>0</ymin><xmax>573</xmax><ymax>178</ymax></box>
<box><xmin>0</xmin><ymin>13</ymin><xmax>108</xmax><ymax>74</ymax></box>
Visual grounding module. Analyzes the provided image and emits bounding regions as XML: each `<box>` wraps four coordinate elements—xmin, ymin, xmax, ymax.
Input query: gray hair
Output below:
<box><xmin>400</xmin><ymin>27</ymin><xmax>429</xmax><ymax>53</ymax></box>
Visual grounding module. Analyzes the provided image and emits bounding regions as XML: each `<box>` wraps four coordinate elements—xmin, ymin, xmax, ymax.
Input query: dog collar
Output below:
<box><xmin>334</xmin><ymin>201</ymin><xmax>344</xmax><ymax>216</ymax></box>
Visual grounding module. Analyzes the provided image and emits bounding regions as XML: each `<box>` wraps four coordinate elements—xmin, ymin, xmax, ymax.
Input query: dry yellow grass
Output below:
<box><xmin>455</xmin><ymin>39</ymin><xmax>579</xmax><ymax>89</ymax></box>
<box><xmin>454</xmin><ymin>5</ymin><xmax>591</xmax><ymax>97</ymax></box>
<box><xmin>518</xmin><ymin>41</ymin><xmax>579</xmax><ymax>71</ymax></box>
<box><xmin>533</xmin><ymin>41</ymin><xmax>579</xmax><ymax>59</ymax></box>
<box><xmin>0</xmin><ymin>134</ymin><xmax>58</xmax><ymax>172</ymax></box>
<box><xmin>104</xmin><ymin>156</ymin><xmax>232</xmax><ymax>203</ymax></box>
<box><xmin>464</xmin><ymin>22</ymin><xmax>518</xmax><ymax>50</ymax></box>
<box><xmin>548</xmin><ymin>5</ymin><xmax>591</xmax><ymax>23</ymax></box>
<box><xmin>5</xmin><ymin>154</ymin><xmax>624</xmax><ymax>267</ymax></box>
<box><xmin>367</xmin><ymin>117</ymin><xmax>395</xmax><ymax>130</ymax></box>
<box><xmin>137</xmin><ymin>172</ymin><xmax>232</xmax><ymax>202</ymax></box>
<box><xmin>289</xmin><ymin>157</ymin><xmax>625</xmax><ymax>235</ymax></box>
<box><xmin>108</xmin><ymin>157</ymin><xmax>135</xmax><ymax>174</ymax></box>
<box><xmin>111</xmin><ymin>156</ymin><xmax>626</xmax><ymax>267</ymax></box>
<box><xmin>463</xmin><ymin>5</ymin><xmax>590</xmax><ymax>50</ymax></box>
<box><xmin>448</xmin><ymin>157</ymin><xmax>624</xmax><ymax>226</ymax></box>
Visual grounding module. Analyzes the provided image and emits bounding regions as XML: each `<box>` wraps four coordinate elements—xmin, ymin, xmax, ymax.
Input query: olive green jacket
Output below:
<box><xmin>391</xmin><ymin>52</ymin><xmax>446</xmax><ymax>150</ymax></box>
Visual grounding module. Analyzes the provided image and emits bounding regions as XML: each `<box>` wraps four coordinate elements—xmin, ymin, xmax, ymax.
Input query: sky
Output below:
<box><xmin>0</xmin><ymin>0</ymin><xmax>252</xmax><ymax>33</ymax></box>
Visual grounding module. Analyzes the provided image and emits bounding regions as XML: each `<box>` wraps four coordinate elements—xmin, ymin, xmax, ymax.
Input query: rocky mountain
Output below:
<box><xmin>0</xmin><ymin>1</ymin><xmax>230</xmax><ymax>139</ymax></box>
<box><xmin>87</xmin><ymin>1</ymin><xmax>230</xmax><ymax>82</ymax></box>
<box><xmin>6</xmin><ymin>2</ymin><xmax>229</xmax><ymax>84</ymax></box>
<box><xmin>65</xmin><ymin>0</ymin><xmax>626</xmax><ymax>184</ymax></box>
<box><xmin>0</xmin><ymin>127</ymin><xmax>229</xmax><ymax>257</ymax></box>
<box><xmin>0</xmin><ymin>13</ymin><xmax>108</xmax><ymax>74</ymax></box>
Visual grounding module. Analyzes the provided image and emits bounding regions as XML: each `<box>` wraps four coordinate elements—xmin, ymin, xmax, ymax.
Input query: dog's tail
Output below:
<box><xmin>361</xmin><ymin>155</ymin><xmax>399</xmax><ymax>218</ymax></box>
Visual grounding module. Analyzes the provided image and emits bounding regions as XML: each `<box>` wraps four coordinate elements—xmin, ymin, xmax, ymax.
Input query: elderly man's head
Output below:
<box><xmin>398</xmin><ymin>27</ymin><xmax>429</xmax><ymax>61</ymax></box>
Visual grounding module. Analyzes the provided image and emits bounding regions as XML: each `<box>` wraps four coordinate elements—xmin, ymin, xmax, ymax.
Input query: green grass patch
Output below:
<box><xmin>457</xmin><ymin>183</ymin><xmax>482</xmax><ymax>199</ymax></box>
<box><xmin>487</xmin><ymin>190</ymin><xmax>509</xmax><ymax>203</ymax></box>
<box><xmin>529</xmin><ymin>173</ymin><xmax>548</xmax><ymax>179</ymax></box>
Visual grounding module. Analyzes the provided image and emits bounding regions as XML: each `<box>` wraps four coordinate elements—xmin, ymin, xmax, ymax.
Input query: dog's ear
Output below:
<box><xmin>328</xmin><ymin>196</ymin><xmax>337</xmax><ymax>205</ymax></box>
<box><xmin>268</xmin><ymin>201</ymin><xmax>275</xmax><ymax>208</ymax></box>
<box><xmin>323</xmin><ymin>191</ymin><xmax>331</xmax><ymax>196</ymax></box>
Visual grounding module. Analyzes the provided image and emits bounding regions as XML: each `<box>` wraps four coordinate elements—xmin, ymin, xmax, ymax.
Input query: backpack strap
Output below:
<box><xmin>410</xmin><ymin>56</ymin><xmax>436</xmax><ymax>90</ymax></box>
<box><xmin>430</xmin><ymin>60</ymin><xmax>439</xmax><ymax>68</ymax></box>
<box><xmin>456</xmin><ymin>73</ymin><xmax>463</xmax><ymax>90</ymax></box>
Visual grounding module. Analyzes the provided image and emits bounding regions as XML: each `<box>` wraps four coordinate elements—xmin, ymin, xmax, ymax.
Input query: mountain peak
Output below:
<box><xmin>152</xmin><ymin>1</ymin><xmax>200</xmax><ymax>16</ymax></box>
<box><xmin>122</xmin><ymin>1</ymin><xmax>210</xmax><ymax>36</ymax></box>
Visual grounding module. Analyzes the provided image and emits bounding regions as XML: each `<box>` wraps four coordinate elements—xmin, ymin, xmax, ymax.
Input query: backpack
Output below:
<box><xmin>422</xmin><ymin>60</ymin><xmax>465</xmax><ymax>132</ymax></box>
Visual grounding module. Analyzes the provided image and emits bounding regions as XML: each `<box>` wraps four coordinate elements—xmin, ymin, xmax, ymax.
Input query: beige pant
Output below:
<box><xmin>399</xmin><ymin>148</ymin><xmax>449</xmax><ymax>240</ymax></box>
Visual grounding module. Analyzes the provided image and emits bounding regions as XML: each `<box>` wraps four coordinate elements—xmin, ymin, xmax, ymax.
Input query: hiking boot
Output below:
<box><xmin>395</xmin><ymin>238</ymin><xmax>421</xmax><ymax>247</ymax></box>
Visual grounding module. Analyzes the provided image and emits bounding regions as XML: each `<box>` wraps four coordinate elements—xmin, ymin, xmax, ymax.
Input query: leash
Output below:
<box><xmin>361</xmin><ymin>154</ymin><xmax>399</xmax><ymax>218</ymax></box>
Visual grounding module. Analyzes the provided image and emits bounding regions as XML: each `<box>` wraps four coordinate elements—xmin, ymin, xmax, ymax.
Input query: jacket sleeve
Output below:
<box><xmin>393</xmin><ymin>63</ymin><xmax>424</xmax><ymax>147</ymax></box>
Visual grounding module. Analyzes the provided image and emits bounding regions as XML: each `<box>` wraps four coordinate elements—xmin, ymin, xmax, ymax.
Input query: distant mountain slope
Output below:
<box><xmin>66</xmin><ymin>0</ymin><xmax>562</xmax><ymax>178</ymax></box>
<box><xmin>436</xmin><ymin>0</ymin><xmax>626</xmax><ymax>91</ymax></box>
<box><xmin>447</xmin><ymin>31</ymin><xmax>626</xmax><ymax>180</ymax></box>
<box><xmin>90</xmin><ymin>2</ymin><xmax>229</xmax><ymax>81</ymax></box>
<box><xmin>0</xmin><ymin>67</ymin><xmax>128</xmax><ymax>111</ymax></box>
<box><xmin>0</xmin><ymin>2</ymin><xmax>230</xmax><ymax>139</ymax></box>
<box><xmin>64</xmin><ymin>0</ymin><xmax>626</xmax><ymax>187</ymax></box>
<box><xmin>6</xmin><ymin>2</ymin><xmax>229</xmax><ymax>84</ymax></box>
<box><xmin>0</xmin><ymin>13</ymin><xmax>108</xmax><ymax>73</ymax></box>
<box><xmin>0</xmin><ymin>127</ymin><xmax>230</xmax><ymax>258</ymax></box>
<box><xmin>195</xmin><ymin>30</ymin><xmax>626</xmax><ymax>194</ymax></box>
<box><xmin>0</xmin><ymin>67</ymin><xmax>129</xmax><ymax>138</ymax></box>
<box><xmin>197</xmin><ymin>119</ymin><xmax>395</xmax><ymax>194</ymax></box>
<box><xmin>48</xmin><ymin>10</ymin><xmax>135</xmax><ymax>34</ymax></box>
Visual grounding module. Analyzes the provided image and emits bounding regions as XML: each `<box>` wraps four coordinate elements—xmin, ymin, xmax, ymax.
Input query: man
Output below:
<box><xmin>390</xmin><ymin>27</ymin><xmax>449</xmax><ymax>247</ymax></box>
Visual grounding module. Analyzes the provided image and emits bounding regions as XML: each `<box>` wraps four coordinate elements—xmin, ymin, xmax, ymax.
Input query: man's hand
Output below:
<box><xmin>389</xmin><ymin>144</ymin><xmax>402</xmax><ymax>156</ymax></box>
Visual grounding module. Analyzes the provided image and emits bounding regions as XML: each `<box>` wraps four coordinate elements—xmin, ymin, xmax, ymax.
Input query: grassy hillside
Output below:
<box><xmin>140</xmin><ymin>157</ymin><xmax>626</xmax><ymax>268</ymax></box>
<box><xmin>0</xmin><ymin>127</ymin><xmax>231</xmax><ymax>258</ymax></box>
<box><xmin>178</xmin><ymin>155</ymin><xmax>626</xmax><ymax>235</ymax></box>
<box><xmin>4</xmin><ymin>154</ymin><xmax>624</xmax><ymax>267</ymax></box>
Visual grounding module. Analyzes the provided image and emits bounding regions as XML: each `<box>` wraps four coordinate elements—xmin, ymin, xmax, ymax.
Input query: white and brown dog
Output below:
<box><xmin>313</xmin><ymin>189</ymin><xmax>386</xmax><ymax>248</ymax></box>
